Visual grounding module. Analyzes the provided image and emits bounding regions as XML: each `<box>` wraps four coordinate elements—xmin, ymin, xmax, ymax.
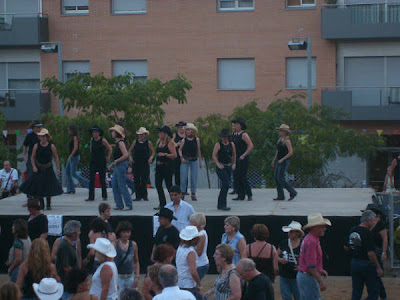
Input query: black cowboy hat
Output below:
<box><xmin>175</xmin><ymin>121</ymin><xmax>187</xmax><ymax>127</ymax></box>
<box><xmin>362</xmin><ymin>203</ymin><xmax>384</xmax><ymax>216</ymax></box>
<box><xmin>156</xmin><ymin>125</ymin><xmax>173</xmax><ymax>138</ymax></box>
<box><xmin>231</xmin><ymin>118</ymin><xmax>247</xmax><ymax>130</ymax></box>
<box><xmin>218</xmin><ymin>128</ymin><xmax>232</xmax><ymax>138</ymax></box>
<box><xmin>155</xmin><ymin>208</ymin><xmax>177</xmax><ymax>221</ymax></box>
<box><xmin>89</xmin><ymin>125</ymin><xmax>104</xmax><ymax>136</ymax></box>
<box><xmin>30</xmin><ymin>120</ymin><xmax>44</xmax><ymax>129</ymax></box>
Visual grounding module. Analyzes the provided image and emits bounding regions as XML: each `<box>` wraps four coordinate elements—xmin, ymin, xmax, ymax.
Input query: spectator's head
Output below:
<box><xmin>98</xmin><ymin>203</ymin><xmax>111</xmax><ymax>220</ymax></box>
<box><xmin>27</xmin><ymin>198</ymin><xmax>41</xmax><ymax>213</ymax></box>
<box><xmin>251</xmin><ymin>224</ymin><xmax>269</xmax><ymax>242</ymax></box>
<box><xmin>63</xmin><ymin>220</ymin><xmax>81</xmax><ymax>241</ymax></box>
<box><xmin>224</xmin><ymin>216</ymin><xmax>240</xmax><ymax>233</ymax></box>
<box><xmin>214</xmin><ymin>243</ymin><xmax>234</xmax><ymax>267</ymax></box>
<box><xmin>304</xmin><ymin>213</ymin><xmax>331</xmax><ymax>237</ymax></box>
<box><xmin>0</xmin><ymin>282</ymin><xmax>21</xmax><ymax>300</ymax></box>
<box><xmin>153</xmin><ymin>244</ymin><xmax>176</xmax><ymax>264</ymax></box>
<box><xmin>90</xmin><ymin>217</ymin><xmax>109</xmax><ymax>234</ymax></box>
<box><xmin>190</xmin><ymin>213</ymin><xmax>206</xmax><ymax>231</ymax></box>
<box><xmin>169</xmin><ymin>185</ymin><xmax>181</xmax><ymax>203</ymax></box>
<box><xmin>361</xmin><ymin>210</ymin><xmax>377</xmax><ymax>229</ymax></box>
<box><xmin>3</xmin><ymin>160</ymin><xmax>11</xmax><ymax>171</ymax></box>
<box><xmin>236</xmin><ymin>258</ymin><xmax>257</xmax><ymax>281</ymax></box>
<box><xmin>12</xmin><ymin>219</ymin><xmax>28</xmax><ymax>239</ymax></box>
<box><xmin>115</xmin><ymin>221</ymin><xmax>132</xmax><ymax>240</ymax></box>
<box><xmin>27</xmin><ymin>238</ymin><xmax>52</xmax><ymax>282</ymax></box>
<box><xmin>33</xmin><ymin>278</ymin><xmax>63</xmax><ymax>300</ymax></box>
<box><xmin>179</xmin><ymin>225</ymin><xmax>200</xmax><ymax>248</ymax></box>
<box><xmin>158</xmin><ymin>264</ymin><xmax>178</xmax><ymax>288</ymax></box>
<box><xmin>120</xmin><ymin>288</ymin><xmax>144</xmax><ymax>300</ymax></box>
<box><xmin>87</xmin><ymin>238</ymin><xmax>116</xmax><ymax>263</ymax></box>
<box><xmin>65</xmin><ymin>268</ymin><xmax>90</xmax><ymax>294</ymax></box>
<box><xmin>156</xmin><ymin>208</ymin><xmax>176</xmax><ymax>227</ymax></box>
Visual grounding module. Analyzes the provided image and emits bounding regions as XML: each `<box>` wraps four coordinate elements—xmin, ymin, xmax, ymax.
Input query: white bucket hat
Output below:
<box><xmin>303</xmin><ymin>213</ymin><xmax>332</xmax><ymax>230</ymax></box>
<box><xmin>87</xmin><ymin>237</ymin><xmax>117</xmax><ymax>258</ymax></box>
<box><xmin>136</xmin><ymin>127</ymin><xmax>149</xmax><ymax>135</ymax></box>
<box><xmin>282</xmin><ymin>221</ymin><xmax>304</xmax><ymax>236</ymax></box>
<box><xmin>185</xmin><ymin>123</ymin><xmax>198</xmax><ymax>133</ymax></box>
<box><xmin>33</xmin><ymin>278</ymin><xmax>64</xmax><ymax>300</ymax></box>
<box><xmin>179</xmin><ymin>225</ymin><xmax>201</xmax><ymax>241</ymax></box>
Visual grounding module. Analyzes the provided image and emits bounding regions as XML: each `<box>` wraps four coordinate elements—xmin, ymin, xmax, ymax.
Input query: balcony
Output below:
<box><xmin>321</xmin><ymin>3</ymin><xmax>400</xmax><ymax>39</ymax></box>
<box><xmin>322</xmin><ymin>86</ymin><xmax>400</xmax><ymax>120</ymax></box>
<box><xmin>0</xmin><ymin>90</ymin><xmax>50</xmax><ymax>121</ymax></box>
<box><xmin>0</xmin><ymin>13</ymin><xmax>48</xmax><ymax>46</ymax></box>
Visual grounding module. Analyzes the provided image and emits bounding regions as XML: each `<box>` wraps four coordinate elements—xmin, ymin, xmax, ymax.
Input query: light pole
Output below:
<box><xmin>288</xmin><ymin>37</ymin><xmax>312</xmax><ymax>108</ymax></box>
<box><xmin>40</xmin><ymin>41</ymin><xmax>63</xmax><ymax>115</ymax></box>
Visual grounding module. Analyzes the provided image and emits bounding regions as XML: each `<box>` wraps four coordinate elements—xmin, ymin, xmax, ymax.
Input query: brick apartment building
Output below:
<box><xmin>1</xmin><ymin>0</ymin><xmax>400</xmax><ymax>187</ymax></box>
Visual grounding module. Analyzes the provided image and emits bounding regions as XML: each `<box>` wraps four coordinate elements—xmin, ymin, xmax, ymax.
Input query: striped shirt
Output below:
<box><xmin>214</xmin><ymin>269</ymin><xmax>238</xmax><ymax>300</ymax></box>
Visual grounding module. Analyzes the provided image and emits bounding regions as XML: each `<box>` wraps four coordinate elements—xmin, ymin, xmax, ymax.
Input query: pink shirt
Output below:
<box><xmin>298</xmin><ymin>232</ymin><xmax>323</xmax><ymax>274</ymax></box>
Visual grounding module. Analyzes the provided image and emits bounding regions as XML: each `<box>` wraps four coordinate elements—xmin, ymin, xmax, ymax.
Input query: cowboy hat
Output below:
<box><xmin>282</xmin><ymin>221</ymin><xmax>304</xmax><ymax>236</ymax></box>
<box><xmin>179</xmin><ymin>225</ymin><xmax>201</xmax><ymax>241</ymax></box>
<box><xmin>156</xmin><ymin>125</ymin><xmax>173</xmax><ymax>138</ymax></box>
<box><xmin>33</xmin><ymin>278</ymin><xmax>64</xmax><ymax>300</ymax></box>
<box><xmin>276</xmin><ymin>124</ymin><xmax>291</xmax><ymax>134</ymax></box>
<box><xmin>185</xmin><ymin>123</ymin><xmax>198</xmax><ymax>133</ymax></box>
<box><xmin>109</xmin><ymin>124</ymin><xmax>126</xmax><ymax>139</ymax></box>
<box><xmin>37</xmin><ymin>128</ymin><xmax>52</xmax><ymax>140</ymax></box>
<box><xmin>362</xmin><ymin>203</ymin><xmax>384</xmax><ymax>217</ymax></box>
<box><xmin>303</xmin><ymin>213</ymin><xmax>332</xmax><ymax>230</ymax></box>
<box><xmin>155</xmin><ymin>208</ymin><xmax>177</xmax><ymax>221</ymax></box>
<box><xmin>87</xmin><ymin>237</ymin><xmax>117</xmax><ymax>258</ymax></box>
<box><xmin>31</xmin><ymin>120</ymin><xmax>44</xmax><ymax>129</ymax></box>
<box><xmin>218</xmin><ymin>128</ymin><xmax>232</xmax><ymax>138</ymax></box>
<box><xmin>136</xmin><ymin>127</ymin><xmax>149</xmax><ymax>135</ymax></box>
<box><xmin>89</xmin><ymin>125</ymin><xmax>104</xmax><ymax>136</ymax></box>
<box><xmin>175</xmin><ymin>121</ymin><xmax>187</xmax><ymax>127</ymax></box>
<box><xmin>231</xmin><ymin>118</ymin><xmax>247</xmax><ymax>130</ymax></box>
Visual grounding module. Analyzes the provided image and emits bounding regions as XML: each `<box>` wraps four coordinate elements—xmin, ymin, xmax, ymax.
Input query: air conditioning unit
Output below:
<box><xmin>40</xmin><ymin>44</ymin><xmax>58</xmax><ymax>53</ymax></box>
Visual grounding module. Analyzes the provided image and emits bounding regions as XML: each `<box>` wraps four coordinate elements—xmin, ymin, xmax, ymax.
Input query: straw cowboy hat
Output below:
<box><xmin>303</xmin><ymin>213</ymin><xmax>332</xmax><ymax>230</ymax></box>
<box><xmin>179</xmin><ymin>225</ymin><xmax>201</xmax><ymax>241</ymax></box>
<box><xmin>37</xmin><ymin>128</ymin><xmax>52</xmax><ymax>140</ymax></box>
<box><xmin>276</xmin><ymin>124</ymin><xmax>291</xmax><ymax>134</ymax></box>
<box><xmin>109</xmin><ymin>124</ymin><xmax>126</xmax><ymax>139</ymax></box>
<box><xmin>282</xmin><ymin>221</ymin><xmax>304</xmax><ymax>236</ymax></box>
<box><xmin>136</xmin><ymin>127</ymin><xmax>149</xmax><ymax>135</ymax></box>
<box><xmin>33</xmin><ymin>278</ymin><xmax>64</xmax><ymax>300</ymax></box>
<box><xmin>185</xmin><ymin>123</ymin><xmax>198</xmax><ymax>133</ymax></box>
<box><xmin>232</xmin><ymin>118</ymin><xmax>247</xmax><ymax>130</ymax></box>
<box><xmin>87</xmin><ymin>237</ymin><xmax>117</xmax><ymax>258</ymax></box>
<box><xmin>89</xmin><ymin>125</ymin><xmax>104</xmax><ymax>136</ymax></box>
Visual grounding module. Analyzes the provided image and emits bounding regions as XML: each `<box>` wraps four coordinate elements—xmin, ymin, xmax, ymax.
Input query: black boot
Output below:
<box><xmin>46</xmin><ymin>197</ymin><xmax>52</xmax><ymax>210</ymax></box>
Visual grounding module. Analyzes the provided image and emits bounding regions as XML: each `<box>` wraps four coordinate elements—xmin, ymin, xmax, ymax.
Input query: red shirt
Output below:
<box><xmin>298</xmin><ymin>232</ymin><xmax>324</xmax><ymax>274</ymax></box>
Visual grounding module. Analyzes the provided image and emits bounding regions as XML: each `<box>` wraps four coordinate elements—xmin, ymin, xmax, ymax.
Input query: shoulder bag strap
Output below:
<box><xmin>288</xmin><ymin>239</ymin><xmax>297</xmax><ymax>265</ymax></box>
<box><xmin>4</xmin><ymin>169</ymin><xmax>14</xmax><ymax>189</ymax></box>
<box><xmin>117</xmin><ymin>240</ymin><xmax>132</xmax><ymax>269</ymax></box>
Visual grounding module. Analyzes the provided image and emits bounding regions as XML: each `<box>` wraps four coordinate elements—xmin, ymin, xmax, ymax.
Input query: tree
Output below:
<box><xmin>0</xmin><ymin>111</ymin><xmax>11</xmax><ymax>166</ymax></box>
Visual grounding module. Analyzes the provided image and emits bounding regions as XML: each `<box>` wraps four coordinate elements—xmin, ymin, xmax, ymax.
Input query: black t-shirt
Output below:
<box><xmin>23</xmin><ymin>132</ymin><xmax>39</xmax><ymax>158</ymax></box>
<box><xmin>242</xmin><ymin>273</ymin><xmax>274</xmax><ymax>300</ymax></box>
<box><xmin>278</xmin><ymin>239</ymin><xmax>301</xmax><ymax>279</ymax></box>
<box><xmin>56</xmin><ymin>239</ymin><xmax>79</xmax><ymax>285</ymax></box>
<box><xmin>347</xmin><ymin>225</ymin><xmax>375</xmax><ymax>260</ymax></box>
<box><xmin>28</xmin><ymin>214</ymin><xmax>48</xmax><ymax>240</ymax></box>
<box><xmin>371</xmin><ymin>220</ymin><xmax>387</xmax><ymax>249</ymax></box>
<box><xmin>154</xmin><ymin>225</ymin><xmax>180</xmax><ymax>249</ymax></box>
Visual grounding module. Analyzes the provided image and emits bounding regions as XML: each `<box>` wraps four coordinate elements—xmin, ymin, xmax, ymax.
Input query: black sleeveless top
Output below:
<box><xmin>113</xmin><ymin>140</ymin><xmax>125</xmax><ymax>160</ymax></box>
<box><xmin>174</xmin><ymin>133</ymin><xmax>184</xmax><ymax>158</ymax></box>
<box><xmin>249</xmin><ymin>242</ymin><xmax>275</xmax><ymax>282</ymax></box>
<box><xmin>91</xmin><ymin>137</ymin><xmax>105</xmax><ymax>162</ymax></box>
<box><xmin>133</xmin><ymin>140</ymin><xmax>150</xmax><ymax>161</ymax></box>
<box><xmin>182</xmin><ymin>138</ymin><xmax>198</xmax><ymax>159</ymax></box>
<box><xmin>232</xmin><ymin>132</ymin><xmax>247</xmax><ymax>156</ymax></box>
<box><xmin>218</xmin><ymin>142</ymin><xmax>233</xmax><ymax>165</ymax></box>
<box><xmin>156</xmin><ymin>142</ymin><xmax>170</xmax><ymax>163</ymax></box>
<box><xmin>22</xmin><ymin>271</ymin><xmax>49</xmax><ymax>298</ymax></box>
<box><xmin>69</xmin><ymin>137</ymin><xmax>79</xmax><ymax>157</ymax></box>
<box><xmin>36</xmin><ymin>142</ymin><xmax>52</xmax><ymax>164</ymax></box>
<box><xmin>277</xmin><ymin>139</ymin><xmax>289</xmax><ymax>160</ymax></box>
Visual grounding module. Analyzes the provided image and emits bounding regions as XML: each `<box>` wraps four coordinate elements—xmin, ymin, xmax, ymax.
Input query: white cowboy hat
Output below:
<box><xmin>87</xmin><ymin>237</ymin><xmax>117</xmax><ymax>258</ymax></box>
<box><xmin>37</xmin><ymin>128</ymin><xmax>52</xmax><ymax>140</ymax></box>
<box><xmin>185</xmin><ymin>123</ymin><xmax>198</xmax><ymax>133</ymax></box>
<box><xmin>179</xmin><ymin>225</ymin><xmax>201</xmax><ymax>241</ymax></box>
<box><xmin>136</xmin><ymin>127</ymin><xmax>149</xmax><ymax>135</ymax></box>
<box><xmin>282</xmin><ymin>221</ymin><xmax>304</xmax><ymax>236</ymax></box>
<box><xmin>303</xmin><ymin>213</ymin><xmax>332</xmax><ymax>230</ymax></box>
<box><xmin>109</xmin><ymin>124</ymin><xmax>126</xmax><ymax>139</ymax></box>
<box><xmin>276</xmin><ymin>124</ymin><xmax>291</xmax><ymax>134</ymax></box>
<box><xmin>33</xmin><ymin>278</ymin><xmax>64</xmax><ymax>300</ymax></box>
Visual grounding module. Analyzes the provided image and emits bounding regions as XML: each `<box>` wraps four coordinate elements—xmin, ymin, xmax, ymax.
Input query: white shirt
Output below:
<box><xmin>153</xmin><ymin>286</ymin><xmax>195</xmax><ymax>300</ymax></box>
<box><xmin>164</xmin><ymin>200</ymin><xmax>196</xmax><ymax>232</ymax></box>
<box><xmin>176</xmin><ymin>246</ymin><xmax>197</xmax><ymax>289</ymax></box>
<box><xmin>89</xmin><ymin>261</ymin><xmax>118</xmax><ymax>300</ymax></box>
<box><xmin>197</xmin><ymin>230</ymin><xmax>209</xmax><ymax>267</ymax></box>
<box><xmin>0</xmin><ymin>168</ymin><xmax>18</xmax><ymax>190</ymax></box>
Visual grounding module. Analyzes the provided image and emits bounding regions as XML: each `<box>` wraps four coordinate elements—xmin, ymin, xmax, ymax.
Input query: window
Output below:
<box><xmin>218</xmin><ymin>0</ymin><xmax>254</xmax><ymax>11</ymax></box>
<box><xmin>113</xmin><ymin>60</ymin><xmax>148</xmax><ymax>81</ymax></box>
<box><xmin>218</xmin><ymin>58</ymin><xmax>255</xmax><ymax>90</ymax></box>
<box><xmin>0</xmin><ymin>0</ymin><xmax>39</xmax><ymax>14</ymax></box>
<box><xmin>62</xmin><ymin>0</ymin><xmax>89</xmax><ymax>15</ymax></box>
<box><xmin>287</xmin><ymin>0</ymin><xmax>315</xmax><ymax>8</ymax></box>
<box><xmin>112</xmin><ymin>0</ymin><xmax>146</xmax><ymax>14</ymax></box>
<box><xmin>63</xmin><ymin>61</ymin><xmax>90</xmax><ymax>81</ymax></box>
<box><xmin>286</xmin><ymin>57</ymin><xmax>316</xmax><ymax>89</ymax></box>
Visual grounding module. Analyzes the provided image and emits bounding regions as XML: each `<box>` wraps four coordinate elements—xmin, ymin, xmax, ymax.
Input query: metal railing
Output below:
<box><xmin>0</xmin><ymin>89</ymin><xmax>41</xmax><ymax>108</ymax></box>
<box><xmin>0</xmin><ymin>13</ymin><xmax>47</xmax><ymax>30</ymax></box>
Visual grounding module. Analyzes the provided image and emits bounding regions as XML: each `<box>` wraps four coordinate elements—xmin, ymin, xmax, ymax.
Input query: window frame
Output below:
<box><xmin>285</xmin><ymin>57</ymin><xmax>317</xmax><ymax>90</ymax></box>
<box><xmin>63</xmin><ymin>61</ymin><xmax>90</xmax><ymax>82</ymax></box>
<box><xmin>217</xmin><ymin>0</ymin><xmax>255</xmax><ymax>12</ymax></box>
<box><xmin>217</xmin><ymin>58</ymin><xmax>255</xmax><ymax>91</ymax></box>
<box><xmin>286</xmin><ymin>0</ymin><xmax>316</xmax><ymax>10</ymax></box>
<box><xmin>61</xmin><ymin>0</ymin><xmax>89</xmax><ymax>16</ymax></box>
<box><xmin>112</xmin><ymin>60</ymin><xmax>148</xmax><ymax>82</ymax></box>
<box><xmin>111</xmin><ymin>0</ymin><xmax>146</xmax><ymax>15</ymax></box>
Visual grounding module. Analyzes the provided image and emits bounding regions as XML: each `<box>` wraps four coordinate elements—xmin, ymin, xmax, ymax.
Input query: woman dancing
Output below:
<box><xmin>173</xmin><ymin>121</ymin><xmax>186</xmax><ymax>187</ymax></box>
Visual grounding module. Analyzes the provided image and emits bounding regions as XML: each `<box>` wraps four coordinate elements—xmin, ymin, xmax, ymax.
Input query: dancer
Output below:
<box><xmin>271</xmin><ymin>124</ymin><xmax>297</xmax><ymax>201</ymax></box>
<box><xmin>173</xmin><ymin>121</ymin><xmax>186</xmax><ymax>188</ymax></box>
<box><xmin>229</xmin><ymin>121</ymin><xmax>238</xmax><ymax>196</ymax></box>
<box><xmin>154</xmin><ymin>126</ymin><xmax>177</xmax><ymax>210</ymax></box>
<box><xmin>85</xmin><ymin>125</ymin><xmax>112</xmax><ymax>202</ymax></box>
<box><xmin>231</xmin><ymin>118</ymin><xmax>253</xmax><ymax>201</ymax></box>
<box><xmin>65</xmin><ymin>124</ymin><xmax>88</xmax><ymax>194</ymax></box>
<box><xmin>213</xmin><ymin>129</ymin><xmax>236</xmax><ymax>211</ymax></box>
<box><xmin>108</xmin><ymin>124</ymin><xmax>132</xmax><ymax>210</ymax></box>
<box><xmin>20</xmin><ymin>128</ymin><xmax>63</xmax><ymax>210</ymax></box>
<box><xmin>129</xmin><ymin>127</ymin><xmax>154</xmax><ymax>201</ymax></box>
<box><xmin>179</xmin><ymin>123</ymin><xmax>202</xmax><ymax>201</ymax></box>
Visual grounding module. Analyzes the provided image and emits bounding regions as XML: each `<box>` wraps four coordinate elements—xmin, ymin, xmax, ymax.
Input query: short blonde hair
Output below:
<box><xmin>190</xmin><ymin>213</ymin><xmax>206</xmax><ymax>229</ymax></box>
<box><xmin>224</xmin><ymin>216</ymin><xmax>240</xmax><ymax>232</ymax></box>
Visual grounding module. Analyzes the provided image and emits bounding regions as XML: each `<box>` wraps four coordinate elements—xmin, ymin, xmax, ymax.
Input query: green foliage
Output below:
<box><xmin>0</xmin><ymin>111</ymin><xmax>10</xmax><ymax>166</ymax></box>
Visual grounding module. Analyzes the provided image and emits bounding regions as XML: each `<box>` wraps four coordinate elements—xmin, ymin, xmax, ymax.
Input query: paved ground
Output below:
<box><xmin>0</xmin><ymin>188</ymin><xmax>374</xmax><ymax>216</ymax></box>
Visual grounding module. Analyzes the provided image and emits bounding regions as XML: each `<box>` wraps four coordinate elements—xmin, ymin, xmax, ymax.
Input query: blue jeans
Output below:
<box><xmin>280</xmin><ymin>276</ymin><xmax>301</xmax><ymax>300</ymax></box>
<box><xmin>126</xmin><ymin>176</ymin><xmax>135</xmax><ymax>193</ymax></box>
<box><xmin>197</xmin><ymin>264</ymin><xmax>209</xmax><ymax>280</ymax></box>
<box><xmin>112</xmin><ymin>161</ymin><xmax>132</xmax><ymax>209</ymax></box>
<box><xmin>274</xmin><ymin>159</ymin><xmax>297</xmax><ymax>199</ymax></box>
<box><xmin>9</xmin><ymin>267</ymin><xmax>19</xmax><ymax>283</ymax></box>
<box><xmin>297</xmin><ymin>272</ymin><xmax>321</xmax><ymax>300</ymax></box>
<box><xmin>118</xmin><ymin>274</ymin><xmax>135</xmax><ymax>296</ymax></box>
<box><xmin>351</xmin><ymin>258</ymin><xmax>379</xmax><ymax>300</ymax></box>
<box><xmin>180</xmin><ymin>159</ymin><xmax>199</xmax><ymax>194</ymax></box>
<box><xmin>216</xmin><ymin>166</ymin><xmax>231</xmax><ymax>208</ymax></box>
<box><xmin>65</xmin><ymin>155</ymin><xmax>89</xmax><ymax>192</ymax></box>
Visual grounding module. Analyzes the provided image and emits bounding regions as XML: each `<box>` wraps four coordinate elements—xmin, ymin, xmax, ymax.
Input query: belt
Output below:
<box><xmin>36</xmin><ymin>161</ymin><xmax>52</xmax><ymax>169</ymax></box>
<box><xmin>118</xmin><ymin>273</ymin><xmax>134</xmax><ymax>279</ymax></box>
<box><xmin>156</xmin><ymin>161</ymin><xmax>168</xmax><ymax>165</ymax></box>
<box><xmin>184</xmin><ymin>157</ymin><xmax>198</xmax><ymax>161</ymax></box>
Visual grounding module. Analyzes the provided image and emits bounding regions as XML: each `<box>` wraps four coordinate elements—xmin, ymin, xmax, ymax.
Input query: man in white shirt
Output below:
<box><xmin>153</xmin><ymin>264</ymin><xmax>195</xmax><ymax>300</ymax></box>
<box><xmin>0</xmin><ymin>161</ymin><xmax>18</xmax><ymax>198</ymax></box>
<box><xmin>164</xmin><ymin>185</ymin><xmax>196</xmax><ymax>232</ymax></box>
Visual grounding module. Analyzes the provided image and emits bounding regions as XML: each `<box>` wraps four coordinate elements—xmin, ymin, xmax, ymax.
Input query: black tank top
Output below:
<box><xmin>218</xmin><ymin>142</ymin><xmax>233</xmax><ymax>165</ymax></box>
<box><xmin>156</xmin><ymin>142</ymin><xmax>170</xmax><ymax>163</ymax></box>
<box><xmin>277</xmin><ymin>140</ymin><xmax>289</xmax><ymax>160</ymax></box>
<box><xmin>113</xmin><ymin>140</ymin><xmax>125</xmax><ymax>160</ymax></box>
<box><xmin>133</xmin><ymin>140</ymin><xmax>150</xmax><ymax>160</ymax></box>
<box><xmin>23</xmin><ymin>271</ymin><xmax>49</xmax><ymax>298</ymax></box>
<box><xmin>182</xmin><ymin>138</ymin><xmax>198</xmax><ymax>159</ymax></box>
<box><xmin>69</xmin><ymin>138</ymin><xmax>79</xmax><ymax>157</ymax></box>
<box><xmin>91</xmin><ymin>137</ymin><xmax>105</xmax><ymax>162</ymax></box>
<box><xmin>249</xmin><ymin>242</ymin><xmax>275</xmax><ymax>282</ymax></box>
<box><xmin>232</xmin><ymin>132</ymin><xmax>247</xmax><ymax>156</ymax></box>
<box><xmin>36</xmin><ymin>143</ymin><xmax>52</xmax><ymax>164</ymax></box>
<box><xmin>174</xmin><ymin>133</ymin><xmax>184</xmax><ymax>158</ymax></box>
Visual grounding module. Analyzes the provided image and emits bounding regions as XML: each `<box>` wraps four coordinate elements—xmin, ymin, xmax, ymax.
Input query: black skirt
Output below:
<box><xmin>20</xmin><ymin>166</ymin><xmax>63</xmax><ymax>197</ymax></box>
